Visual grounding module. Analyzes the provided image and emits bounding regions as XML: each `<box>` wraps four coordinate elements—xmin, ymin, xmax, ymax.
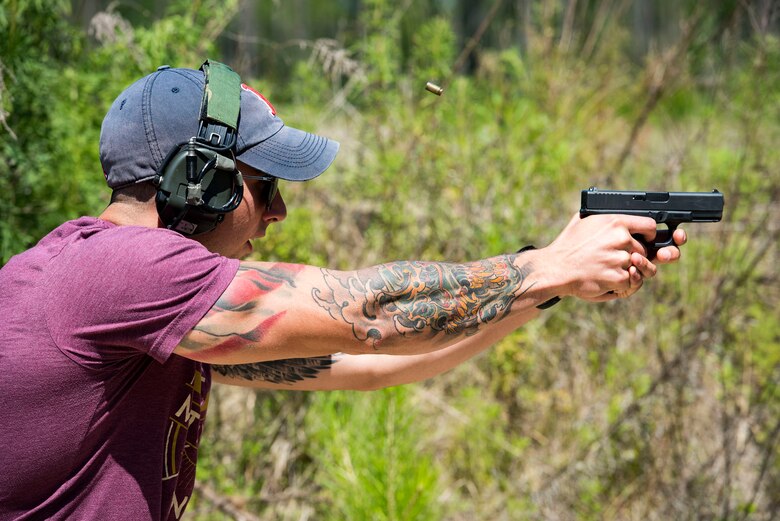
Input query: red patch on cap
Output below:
<box><xmin>241</xmin><ymin>83</ymin><xmax>276</xmax><ymax>116</ymax></box>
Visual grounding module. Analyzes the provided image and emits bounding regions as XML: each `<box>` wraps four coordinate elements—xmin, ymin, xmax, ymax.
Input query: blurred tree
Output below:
<box><xmin>0</xmin><ymin>0</ymin><xmax>96</xmax><ymax>262</ymax></box>
<box><xmin>66</xmin><ymin>0</ymin><xmax>779</xmax><ymax>86</ymax></box>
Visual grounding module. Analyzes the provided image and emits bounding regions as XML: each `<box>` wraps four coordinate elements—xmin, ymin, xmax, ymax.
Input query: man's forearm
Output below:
<box><xmin>311</xmin><ymin>254</ymin><xmax>556</xmax><ymax>351</ymax></box>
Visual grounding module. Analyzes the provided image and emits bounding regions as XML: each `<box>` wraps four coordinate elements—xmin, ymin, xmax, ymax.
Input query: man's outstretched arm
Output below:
<box><xmin>175</xmin><ymin>253</ymin><xmax>555</xmax><ymax>364</ymax></box>
<box><xmin>174</xmin><ymin>213</ymin><xmax>683</xmax><ymax>366</ymax></box>
<box><xmin>207</xmin><ymin>222</ymin><xmax>686</xmax><ymax>391</ymax></box>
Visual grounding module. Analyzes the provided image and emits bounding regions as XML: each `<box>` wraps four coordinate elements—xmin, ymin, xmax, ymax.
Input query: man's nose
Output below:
<box><xmin>264</xmin><ymin>191</ymin><xmax>287</xmax><ymax>222</ymax></box>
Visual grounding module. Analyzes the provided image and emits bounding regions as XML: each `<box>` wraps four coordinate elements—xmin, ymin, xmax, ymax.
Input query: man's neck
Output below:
<box><xmin>99</xmin><ymin>202</ymin><xmax>161</xmax><ymax>228</ymax></box>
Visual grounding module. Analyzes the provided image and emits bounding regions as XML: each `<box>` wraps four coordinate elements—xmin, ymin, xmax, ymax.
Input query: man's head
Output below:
<box><xmin>99</xmin><ymin>63</ymin><xmax>339</xmax><ymax>257</ymax></box>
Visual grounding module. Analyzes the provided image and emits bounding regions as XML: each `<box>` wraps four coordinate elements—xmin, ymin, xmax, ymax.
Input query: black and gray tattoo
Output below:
<box><xmin>212</xmin><ymin>356</ymin><xmax>338</xmax><ymax>384</ymax></box>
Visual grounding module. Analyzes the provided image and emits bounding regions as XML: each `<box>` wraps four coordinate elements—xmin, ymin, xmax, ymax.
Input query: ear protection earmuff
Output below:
<box><xmin>154</xmin><ymin>60</ymin><xmax>244</xmax><ymax>236</ymax></box>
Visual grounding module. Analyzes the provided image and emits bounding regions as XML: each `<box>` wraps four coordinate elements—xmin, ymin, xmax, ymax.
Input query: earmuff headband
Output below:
<box><xmin>155</xmin><ymin>60</ymin><xmax>245</xmax><ymax>236</ymax></box>
<box><xmin>198</xmin><ymin>60</ymin><xmax>241</xmax><ymax>149</ymax></box>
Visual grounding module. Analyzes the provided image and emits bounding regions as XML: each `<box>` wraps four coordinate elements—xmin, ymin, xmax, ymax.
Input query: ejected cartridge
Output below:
<box><xmin>425</xmin><ymin>82</ymin><xmax>444</xmax><ymax>96</ymax></box>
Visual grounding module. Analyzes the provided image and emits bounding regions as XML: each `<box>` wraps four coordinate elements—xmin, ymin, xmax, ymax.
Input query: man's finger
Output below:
<box><xmin>618</xmin><ymin>215</ymin><xmax>658</xmax><ymax>242</ymax></box>
<box><xmin>628</xmin><ymin>236</ymin><xmax>649</xmax><ymax>256</ymax></box>
<box><xmin>628</xmin><ymin>266</ymin><xmax>644</xmax><ymax>294</ymax></box>
<box><xmin>654</xmin><ymin>228</ymin><xmax>686</xmax><ymax>263</ymax></box>
<box><xmin>656</xmin><ymin>246</ymin><xmax>681</xmax><ymax>263</ymax></box>
<box><xmin>631</xmin><ymin>252</ymin><xmax>657</xmax><ymax>278</ymax></box>
<box><xmin>673</xmin><ymin>228</ymin><xmax>687</xmax><ymax>246</ymax></box>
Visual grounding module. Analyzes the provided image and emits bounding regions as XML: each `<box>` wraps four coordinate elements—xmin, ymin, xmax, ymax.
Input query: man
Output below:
<box><xmin>0</xmin><ymin>63</ymin><xmax>685</xmax><ymax>520</ymax></box>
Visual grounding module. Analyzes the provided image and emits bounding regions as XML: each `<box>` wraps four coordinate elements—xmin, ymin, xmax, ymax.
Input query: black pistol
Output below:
<box><xmin>580</xmin><ymin>188</ymin><xmax>724</xmax><ymax>257</ymax></box>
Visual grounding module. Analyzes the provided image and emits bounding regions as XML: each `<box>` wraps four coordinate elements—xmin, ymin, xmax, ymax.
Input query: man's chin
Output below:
<box><xmin>223</xmin><ymin>241</ymin><xmax>254</xmax><ymax>260</ymax></box>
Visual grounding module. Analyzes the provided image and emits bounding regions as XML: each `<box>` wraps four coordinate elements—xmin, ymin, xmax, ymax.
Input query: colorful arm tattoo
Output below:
<box><xmin>211</xmin><ymin>355</ymin><xmax>338</xmax><ymax>384</ymax></box>
<box><xmin>201</xmin><ymin>266</ymin><xmax>341</xmax><ymax>384</ymax></box>
<box><xmin>185</xmin><ymin>256</ymin><xmax>531</xmax><ymax>376</ymax></box>
<box><xmin>181</xmin><ymin>264</ymin><xmax>302</xmax><ymax>360</ymax></box>
<box><xmin>311</xmin><ymin>255</ymin><xmax>532</xmax><ymax>348</ymax></box>
<box><xmin>214</xmin><ymin>264</ymin><xmax>300</xmax><ymax>312</ymax></box>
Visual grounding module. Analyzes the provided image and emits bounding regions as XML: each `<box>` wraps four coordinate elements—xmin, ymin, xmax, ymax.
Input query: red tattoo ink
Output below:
<box><xmin>191</xmin><ymin>312</ymin><xmax>286</xmax><ymax>363</ymax></box>
<box><xmin>218</xmin><ymin>263</ymin><xmax>305</xmax><ymax>310</ymax></box>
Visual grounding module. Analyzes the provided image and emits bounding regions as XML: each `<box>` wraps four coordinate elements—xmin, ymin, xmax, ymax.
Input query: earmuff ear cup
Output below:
<box><xmin>155</xmin><ymin>143</ymin><xmax>244</xmax><ymax>236</ymax></box>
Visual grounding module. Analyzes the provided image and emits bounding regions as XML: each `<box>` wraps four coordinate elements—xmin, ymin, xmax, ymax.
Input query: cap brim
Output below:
<box><xmin>236</xmin><ymin>125</ymin><xmax>339</xmax><ymax>181</ymax></box>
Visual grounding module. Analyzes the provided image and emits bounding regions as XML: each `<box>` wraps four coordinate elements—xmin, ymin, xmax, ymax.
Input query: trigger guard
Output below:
<box><xmin>652</xmin><ymin>224</ymin><xmax>676</xmax><ymax>250</ymax></box>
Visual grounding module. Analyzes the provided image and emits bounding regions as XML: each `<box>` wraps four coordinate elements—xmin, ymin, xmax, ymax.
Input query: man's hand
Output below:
<box><xmin>616</xmin><ymin>227</ymin><xmax>686</xmax><ymax>299</ymax></box>
<box><xmin>539</xmin><ymin>212</ymin><xmax>686</xmax><ymax>302</ymax></box>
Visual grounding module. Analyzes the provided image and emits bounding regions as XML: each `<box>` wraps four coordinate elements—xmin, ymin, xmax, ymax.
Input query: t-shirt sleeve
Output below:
<box><xmin>46</xmin><ymin>226</ymin><xmax>240</xmax><ymax>366</ymax></box>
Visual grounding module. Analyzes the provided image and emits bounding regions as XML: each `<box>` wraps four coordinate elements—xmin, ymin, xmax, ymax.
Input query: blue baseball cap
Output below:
<box><xmin>100</xmin><ymin>65</ymin><xmax>339</xmax><ymax>189</ymax></box>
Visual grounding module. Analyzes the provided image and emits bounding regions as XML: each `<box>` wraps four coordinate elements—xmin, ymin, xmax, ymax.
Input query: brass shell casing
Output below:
<box><xmin>425</xmin><ymin>82</ymin><xmax>444</xmax><ymax>96</ymax></box>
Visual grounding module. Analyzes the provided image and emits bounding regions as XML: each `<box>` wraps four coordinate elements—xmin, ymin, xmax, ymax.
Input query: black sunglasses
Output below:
<box><xmin>241</xmin><ymin>172</ymin><xmax>279</xmax><ymax>210</ymax></box>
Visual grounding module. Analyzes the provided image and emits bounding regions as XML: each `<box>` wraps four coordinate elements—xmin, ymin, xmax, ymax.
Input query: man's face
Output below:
<box><xmin>195</xmin><ymin>162</ymin><xmax>287</xmax><ymax>259</ymax></box>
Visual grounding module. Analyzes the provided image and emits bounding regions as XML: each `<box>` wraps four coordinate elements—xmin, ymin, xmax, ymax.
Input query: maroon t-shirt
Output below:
<box><xmin>0</xmin><ymin>217</ymin><xmax>239</xmax><ymax>520</ymax></box>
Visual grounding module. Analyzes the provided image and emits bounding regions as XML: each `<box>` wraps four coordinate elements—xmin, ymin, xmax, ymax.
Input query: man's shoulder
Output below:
<box><xmin>53</xmin><ymin>217</ymin><xmax>215</xmax><ymax>264</ymax></box>
<box><xmin>24</xmin><ymin>217</ymin><xmax>233</xmax><ymax>291</ymax></box>
<box><xmin>28</xmin><ymin>216</ymin><xmax>187</xmax><ymax>256</ymax></box>
<box><xmin>58</xmin><ymin>216</ymin><xmax>188</xmax><ymax>243</ymax></box>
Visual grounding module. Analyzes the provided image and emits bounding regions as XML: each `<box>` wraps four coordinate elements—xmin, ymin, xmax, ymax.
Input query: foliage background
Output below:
<box><xmin>1</xmin><ymin>0</ymin><xmax>778</xmax><ymax>519</ymax></box>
